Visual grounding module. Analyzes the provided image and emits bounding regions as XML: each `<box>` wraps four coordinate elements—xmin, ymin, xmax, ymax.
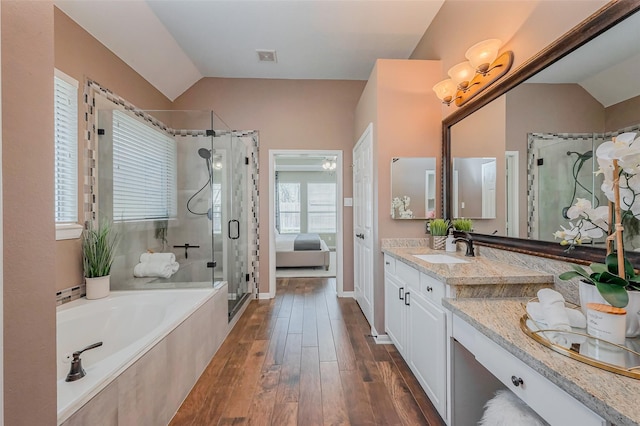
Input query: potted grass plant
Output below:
<box><xmin>83</xmin><ymin>221</ymin><xmax>117</xmax><ymax>299</ymax></box>
<box><xmin>429</xmin><ymin>219</ymin><xmax>450</xmax><ymax>250</ymax></box>
<box><xmin>452</xmin><ymin>218</ymin><xmax>473</xmax><ymax>232</ymax></box>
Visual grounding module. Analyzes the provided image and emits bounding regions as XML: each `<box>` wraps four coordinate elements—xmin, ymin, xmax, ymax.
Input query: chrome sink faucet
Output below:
<box><xmin>453</xmin><ymin>232</ymin><xmax>475</xmax><ymax>257</ymax></box>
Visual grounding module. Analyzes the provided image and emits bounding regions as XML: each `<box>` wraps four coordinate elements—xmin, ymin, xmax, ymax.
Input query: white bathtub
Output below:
<box><xmin>56</xmin><ymin>288</ymin><xmax>219</xmax><ymax>424</ymax></box>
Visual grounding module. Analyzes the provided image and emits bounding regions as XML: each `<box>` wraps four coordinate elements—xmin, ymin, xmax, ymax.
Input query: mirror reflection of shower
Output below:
<box><xmin>562</xmin><ymin>149</ymin><xmax>598</xmax><ymax>219</ymax></box>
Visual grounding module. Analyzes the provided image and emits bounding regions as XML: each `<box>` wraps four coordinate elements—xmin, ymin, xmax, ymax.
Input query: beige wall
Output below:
<box><xmin>605</xmin><ymin>94</ymin><xmax>640</xmax><ymax>131</ymax></box>
<box><xmin>355</xmin><ymin>59</ymin><xmax>443</xmax><ymax>333</ymax></box>
<box><xmin>173</xmin><ymin>78</ymin><xmax>366</xmax><ymax>293</ymax></box>
<box><xmin>411</xmin><ymin>0</ymin><xmax>609</xmax><ymax>120</ymax></box>
<box><xmin>54</xmin><ymin>8</ymin><xmax>172</xmax><ymax>291</ymax></box>
<box><xmin>2</xmin><ymin>2</ymin><xmax>57</xmax><ymax>424</ymax></box>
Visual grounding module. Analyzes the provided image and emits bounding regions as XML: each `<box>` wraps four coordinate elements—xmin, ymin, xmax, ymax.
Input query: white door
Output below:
<box><xmin>481</xmin><ymin>160</ymin><xmax>496</xmax><ymax>218</ymax></box>
<box><xmin>384</xmin><ymin>273</ymin><xmax>406</xmax><ymax>355</ymax></box>
<box><xmin>353</xmin><ymin>124</ymin><xmax>374</xmax><ymax>326</ymax></box>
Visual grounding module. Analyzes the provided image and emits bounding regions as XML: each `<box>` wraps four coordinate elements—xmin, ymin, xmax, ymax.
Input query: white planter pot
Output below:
<box><xmin>85</xmin><ymin>275</ymin><xmax>110</xmax><ymax>300</ymax></box>
<box><xmin>579</xmin><ymin>280</ymin><xmax>640</xmax><ymax>338</ymax></box>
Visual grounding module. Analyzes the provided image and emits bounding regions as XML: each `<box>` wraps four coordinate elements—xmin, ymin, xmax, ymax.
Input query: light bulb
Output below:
<box><xmin>432</xmin><ymin>79</ymin><xmax>457</xmax><ymax>103</ymax></box>
<box><xmin>448</xmin><ymin>61</ymin><xmax>476</xmax><ymax>90</ymax></box>
<box><xmin>465</xmin><ymin>39</ymin><xmax>502</xmax><ymax>74</ymax></box>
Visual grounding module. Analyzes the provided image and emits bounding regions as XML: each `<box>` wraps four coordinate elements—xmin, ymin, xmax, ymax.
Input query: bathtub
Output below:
<box><xmin>57</xmin><ymin>287</ymin><xmax>226</xmax><ymax>425</ymax></box>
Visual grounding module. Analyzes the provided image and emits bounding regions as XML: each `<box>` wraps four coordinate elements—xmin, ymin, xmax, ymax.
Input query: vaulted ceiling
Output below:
<box><xmin>55</xmin><ymin>0</ymin><xmax>446</xmax><ymax>101</ymax></box>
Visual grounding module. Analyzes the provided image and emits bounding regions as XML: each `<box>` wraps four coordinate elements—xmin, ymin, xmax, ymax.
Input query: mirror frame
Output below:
<box><xmin>442</xmin><ymin>1</ymin><xmax>640</xmax><ymax>266</ymax></box>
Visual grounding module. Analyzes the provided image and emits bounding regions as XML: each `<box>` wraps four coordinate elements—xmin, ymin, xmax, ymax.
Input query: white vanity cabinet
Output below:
<box><xmin>452</xmin><ymin>314</ymin><xmax>607</xmax><ymax>426</ymax></box>
<box><xmin>384</xmin><ymin>254</ymin><xmax>447</xmax><ymax>419</ymax></box>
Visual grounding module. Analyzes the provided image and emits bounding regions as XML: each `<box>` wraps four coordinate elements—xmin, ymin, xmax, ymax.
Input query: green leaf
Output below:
<box><xmin>589</xmin><ymin>263</ymin><xmax>607</xmax><ymax>274</ymax></box>
<box><xmin>605</xmin><ymin>253</ymin><xmax>636</xmax><ymax>279</ymax></box>
<box><xmin>597</xmin><ymin>271</ymin><xmax>628</xmax><ymax>287</ymax></box>
<box><xmin>559</xmin><ymin>264</ymin><xmax>593</xmax><ymax>283</ymax></box>
<box><xmin>595</xmin><ymin>282</ymin><xmax>629</xmax><ymax>308</ymax></box>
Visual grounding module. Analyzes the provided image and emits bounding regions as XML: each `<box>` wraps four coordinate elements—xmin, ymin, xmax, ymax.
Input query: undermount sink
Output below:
<box><xmin>412</xmin><ymin>254</ymin><xmax>469</xmax><ymax>264</ymax></box>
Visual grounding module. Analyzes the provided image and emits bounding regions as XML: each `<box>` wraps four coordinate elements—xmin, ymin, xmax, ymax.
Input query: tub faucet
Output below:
<box><xmin>453</xmin><ymin>232</ymin><xmax>475</xmax><ymax>257</ymax></box>
<box><xmin>65</xmin><ymin>341</ymin><xmax>103</xmax><ymax>382</ymax></box>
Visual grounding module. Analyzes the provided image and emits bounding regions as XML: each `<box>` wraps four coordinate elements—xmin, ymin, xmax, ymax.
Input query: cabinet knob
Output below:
<box><xmin>385</xmin><ymin>261</ymin><xmax>390</xmax><ymax>265</ymax></box>
<box><xmin>426</xmin><ymin>286</ymin><xmax>433</xmax><ymax>292</ymax></box>
<box><xmin>511</xmin><ymin>376</ymin><xmax>524</xmax><ymax>387</ymax></box>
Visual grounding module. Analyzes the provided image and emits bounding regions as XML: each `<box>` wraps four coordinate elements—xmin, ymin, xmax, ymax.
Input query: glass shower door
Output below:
<box><xmin>213</xmin><ymin>132</ymin><xmax>250</xmax><ymax>319</ymax></box>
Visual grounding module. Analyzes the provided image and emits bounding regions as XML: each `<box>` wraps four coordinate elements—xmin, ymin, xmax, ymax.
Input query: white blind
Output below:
<box><xmin>308</xmin><ymin>182</ymin><xmax>337</xmax><ymax>233</ymax></box>
<box><xmin>112</xmin><ymin>110</ymin><xmax>177</xmax><ymax>221</ymax></box>
<box><xmin>54</xmin><ymin>75</ymin><xmax>78</xmax><ymax>224</ymax></box>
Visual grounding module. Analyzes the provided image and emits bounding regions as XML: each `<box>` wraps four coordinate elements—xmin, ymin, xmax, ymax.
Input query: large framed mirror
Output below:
<box><xmin>443</xmin><ymin>2</ymin><xmax>640</xmax><ymax>265</ymax></box>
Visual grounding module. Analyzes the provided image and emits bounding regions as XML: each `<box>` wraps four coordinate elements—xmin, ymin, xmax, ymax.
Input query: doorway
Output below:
<box><xmin>268</xmin><ymin>150</ymin><xmax>344</xmax><ymax>298</ymax></box>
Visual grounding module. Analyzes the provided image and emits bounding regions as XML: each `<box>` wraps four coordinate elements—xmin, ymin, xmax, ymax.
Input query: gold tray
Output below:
<box><xmin>520</xmin><ymin>302</ymin><xmax>640</xmax><ymax>380</ymax></box>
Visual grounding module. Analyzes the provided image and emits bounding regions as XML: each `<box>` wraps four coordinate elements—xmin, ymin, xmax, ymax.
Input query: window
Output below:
<box><xmin>54</xmin><ymin>71</ymin><xmax>83</xmax><ymax>240</ymax></box>
<box><xmin>308</xmin><ymin>183</ymin><xmax>337</xmax><ymax>233</ymax></box>
<box><xmin>278</xmin><ymin>182</ymin><xmax>300</xmax><ymax>233</ymax></box>
<box><xmin>112</xmin><ymin>110</ymin><xmax>177</xmax><ymax>221</ymax></box>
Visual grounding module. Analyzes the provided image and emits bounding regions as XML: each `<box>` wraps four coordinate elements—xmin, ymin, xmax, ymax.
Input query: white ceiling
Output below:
<box><xmin>55</xmin><ymin>0</ymin><xmax>446</xmax><ymax>101</ymax></box>
<box><xmin>528</xmin><ymin>10</ymin><xmax>640</xmax><ymax>108</ymax></box>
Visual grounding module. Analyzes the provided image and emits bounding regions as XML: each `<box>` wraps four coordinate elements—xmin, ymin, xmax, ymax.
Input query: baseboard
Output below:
<box><xmin>373</xmin><ymin>334</ymin><xmax>392</xmax><ymax>344</ymax></box>
<box><xmin>371</xmin><ymin>326</ymin><xmax>392</xmax><ymax>344</ymax></box>
<box><xmin>258</xmin><ymin>292</ymin><xmax>273</xmax><ymax>300</ymax></box>
<box><xmin>339</xmin><ymin>291</ymin><xmax>354</xmax><ymax>298</ymax></box>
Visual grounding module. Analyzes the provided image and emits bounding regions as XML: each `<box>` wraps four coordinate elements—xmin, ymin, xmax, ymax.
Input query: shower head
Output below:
<box><xmin>198</xmin><ymin>148</ymin><xmax>211</xmax><ymax>160</ymax></box>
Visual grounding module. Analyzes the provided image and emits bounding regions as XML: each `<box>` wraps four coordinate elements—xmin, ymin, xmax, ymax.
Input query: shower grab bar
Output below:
<box><xmin>228</xmin><ymin>220</ymin><xmax>240</xmax><ymax>240</ymax></box>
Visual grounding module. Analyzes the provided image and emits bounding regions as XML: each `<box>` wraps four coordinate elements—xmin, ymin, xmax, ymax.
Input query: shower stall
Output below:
<box><xmin>95</xmin><ymin>106</ymin><xmax>258</xmax><ymax>319</ymax></box>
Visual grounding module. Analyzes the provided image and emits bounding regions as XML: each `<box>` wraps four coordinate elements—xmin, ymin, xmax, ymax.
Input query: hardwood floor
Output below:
<box><xmin>171</xmin><ymin>277</ymin><xmax>445</xmax><ymax>426</ymax></box>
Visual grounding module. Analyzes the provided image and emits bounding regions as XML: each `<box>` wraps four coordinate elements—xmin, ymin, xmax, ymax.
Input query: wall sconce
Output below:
<box><xmin>432</xmin><ymin>39</ymin><xmax>513</xmax><ymax>107</ymax></box>
<box><xmin>322</xmin><ymin>158</ymin><xmax>337</xmax><ymax>171</ymax></box>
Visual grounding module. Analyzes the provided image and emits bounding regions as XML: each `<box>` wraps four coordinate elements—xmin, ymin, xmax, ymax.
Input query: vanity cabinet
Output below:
<box><xmin>384</xmin><ymin>254</ymin><xmax>447</xmax><ymax>419</ymax></box>
<box><xmin>452</xmin><ymin>314</ymin><xmax>606</xmax><ymax>426</ymax></box>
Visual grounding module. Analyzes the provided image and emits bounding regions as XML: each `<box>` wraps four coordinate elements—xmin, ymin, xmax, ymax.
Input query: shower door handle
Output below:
<box><xmin>228</xmin><ymin>220</ymin><xmax>240</xmax><ymax>240</ymax></box>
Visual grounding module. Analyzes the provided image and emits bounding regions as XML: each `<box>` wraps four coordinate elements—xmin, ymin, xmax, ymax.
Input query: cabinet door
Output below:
<box><xmin>408</xmin><ymin>293</ymin><xmax>446</xmax><ymax>418</ymax></box>
<box><xmin>384</xmin><ymin>273</ymin><xmax>406</xmax><ymax>355</ymax></box>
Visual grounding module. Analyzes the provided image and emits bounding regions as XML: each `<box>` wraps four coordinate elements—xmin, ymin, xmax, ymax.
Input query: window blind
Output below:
<box><xmin>54</xmin><ymin>75</ymin><xmax>78</xmax><ymax>224</ymax></box>
<box><xmin>308</xmin><ymin>182</ymin><xmax>337</xmax><ymax>233</ymax></box>
<box><xmin>112</xmin><ymin>110</ymin><xmax>177</xmax><ymax>221</ymax></box>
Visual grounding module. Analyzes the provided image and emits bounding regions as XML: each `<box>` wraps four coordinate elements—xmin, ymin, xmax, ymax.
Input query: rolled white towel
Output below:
<box><xmin>526</xmin><ymin>302</ymin><xmax>587</xmax><ymax>329</ymax></box>
<box><xmin>139</xmin><ymin>252</ymin><xmax>176</xmax><ymax>264</ymax></box>
<box><xmin>537</xmin><ymin>288</ymin><xmax>572</xmax><ymax>348</ymax></box>
<box><xmin>134</xmin><ymin>261</ymin><xmax>179</xmax><ymax>279</ymax></box>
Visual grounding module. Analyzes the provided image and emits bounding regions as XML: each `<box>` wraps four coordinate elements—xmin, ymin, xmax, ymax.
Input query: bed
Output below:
<box><xmin>275</xmin><ymin>231</ymin><xmax>330</xmax><ymax>270</ymax></box>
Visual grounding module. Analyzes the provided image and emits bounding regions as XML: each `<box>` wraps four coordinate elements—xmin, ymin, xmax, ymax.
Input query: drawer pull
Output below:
<box><xmin>511</xmin><ymin>376</ymin><xmax>524</xmax><ymax>387</ymax></box>
<box><xmin>399</xmin><ymin>287</ymin><xmax>404</xmax><ymax>300</ymax></box>
<box><xmin>426</xmin><ymin>286</ymin><xmax>433</xmax><ymax>292</ymax></box>
<box><xmin>404</xmin><ymin>292</ymin><xmax>410</xmax><ymax>306</ymax></box>
<box><xmin>386</xmin><ymin>261</ymin><xmax>390</xmax><ymax>265</ymax></box>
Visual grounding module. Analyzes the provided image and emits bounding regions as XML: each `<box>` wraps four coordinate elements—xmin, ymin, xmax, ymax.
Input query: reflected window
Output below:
<box><xmin>54</xmin><ymin>73</ymin><xmax>78</xmax><ymax>224</ymax></box>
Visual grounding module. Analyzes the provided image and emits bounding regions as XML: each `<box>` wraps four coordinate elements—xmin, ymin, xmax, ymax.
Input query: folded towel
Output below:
<box><xmin>139</xmin><ymin>252</ymin><xmax>176</xmax><ymax>264</ymax></box>
<box><xmin>133</xmin><ymin>261</ymin><xmax>179</xmax><ymax>279</ymax></box>
<box><xmin>526</xmin><ymin>302</ymin><xmax>586</xmax><ymax>329</ymax></box>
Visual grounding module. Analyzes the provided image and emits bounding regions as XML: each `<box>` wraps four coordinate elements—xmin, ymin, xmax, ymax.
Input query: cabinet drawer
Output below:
<box><xmin>473</xmin><ymin>329</ymin><xmax>605</xmax><ymax>426</ymax></box>
<box><xmin>384</xmin><ymin>254</ymin><xmax>395</xmax><ymax>275</ymax></box>
<box><xmin>420</xmin><ymin>272</ymin><xmax>445</xmax><ymax>306</ymax></box>
<box><xmin>396</xmin><ymin>260</ymin><xmax>420</xmax><ymax>291</ymax></box>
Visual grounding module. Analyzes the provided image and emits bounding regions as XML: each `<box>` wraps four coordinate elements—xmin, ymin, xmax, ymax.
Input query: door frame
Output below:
<box><xmin>267</xmin><ymin>149</ymin><xmax>344</xmax><ymax>298</ymax></box>
<box><xmin>505</xmin><ymin>151</ymin><xmax>520</xmax><ymax>237</ymax></box>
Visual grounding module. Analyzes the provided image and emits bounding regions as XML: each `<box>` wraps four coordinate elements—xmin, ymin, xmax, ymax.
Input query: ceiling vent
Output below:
<box><xmin>256</xmin><ymin>50</ymin><xmax>277</xmax><ymax>63</ymax></box>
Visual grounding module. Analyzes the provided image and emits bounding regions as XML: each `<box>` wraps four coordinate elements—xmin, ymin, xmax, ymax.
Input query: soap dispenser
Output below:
<box><xmin>445</xmin><ymin>229</ymin><xmax>457</xmax><ymax>252</ymax></box>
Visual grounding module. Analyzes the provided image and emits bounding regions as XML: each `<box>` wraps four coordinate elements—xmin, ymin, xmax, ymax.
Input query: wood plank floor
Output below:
<box><xmin>171</xmin><ymin>277</ymin><xmax>445</xmax><ymax>426</ymax></box>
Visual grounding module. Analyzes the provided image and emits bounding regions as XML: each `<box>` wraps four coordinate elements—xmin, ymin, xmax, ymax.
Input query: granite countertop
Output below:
<box><xmin>444</xmin><ymin>298</ymin><xmax>640</xmax><ymax>426</ymax></box>
<box><xmin>382</xmin><ymin>246</ymin><xmax>554</xmax><ymax>286</ymax></box>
